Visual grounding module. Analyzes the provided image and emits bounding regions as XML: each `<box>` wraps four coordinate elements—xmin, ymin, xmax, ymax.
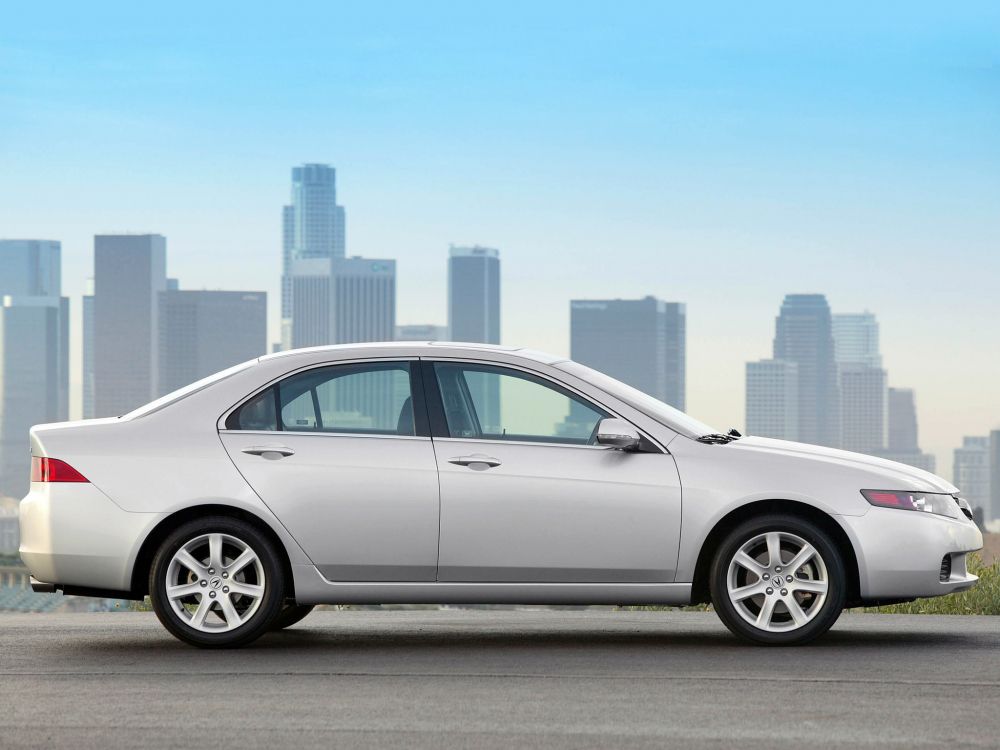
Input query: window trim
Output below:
<box><xmin>219</xmin><ymin>358</ymin><xmax>429</xmax><ymax>438</ymax></box>
<box><xmin>421</xmin><ymin>359</ymin><xmax>630</xmax><ymax>448</ymax></box>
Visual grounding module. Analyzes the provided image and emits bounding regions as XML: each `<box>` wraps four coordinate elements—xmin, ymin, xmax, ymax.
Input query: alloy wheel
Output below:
<box><xmin>164</xmin><ymin>532</ymin><xmax>266</xmax><ymax>633</ymax></box>
<box><xmin>726</xmin><ymin>530</ymin><xmax>829</xmax><ymax>633</ymax></box>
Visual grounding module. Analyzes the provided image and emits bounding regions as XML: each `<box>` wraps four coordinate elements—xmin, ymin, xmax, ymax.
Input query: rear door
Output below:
<box><xmin>424</xmin><ymin>360</ymin><xmax>683</xmax><ymax>583</ymax></box>
<box><xmin>220</xmin><ymin>359</ymin><xmax>440</xmax><ymax>581</ymax></box>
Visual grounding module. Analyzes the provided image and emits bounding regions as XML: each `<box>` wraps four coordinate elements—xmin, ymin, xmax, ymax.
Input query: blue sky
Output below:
<box><xmin>1</xmin><ymin>1</ymin><xmax>998</xmax><ymax>470</ymax></box>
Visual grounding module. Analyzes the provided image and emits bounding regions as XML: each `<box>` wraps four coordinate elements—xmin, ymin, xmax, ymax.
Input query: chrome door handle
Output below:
<box><xmin>448</xmin><ymin>454</ymin><xmax>501</xmax><ymax>468</ymax></box>
<box><xmin>242</xmin><ymin>445</ymin><xmax>295</xmax><ymax>458</ymax></box>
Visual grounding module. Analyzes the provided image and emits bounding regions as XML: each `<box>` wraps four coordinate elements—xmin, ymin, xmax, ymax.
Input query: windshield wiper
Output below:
<box><xmin>696</xmin><ymin>428</ymin><xmax>742</xmax><ymax>445</ymax></box>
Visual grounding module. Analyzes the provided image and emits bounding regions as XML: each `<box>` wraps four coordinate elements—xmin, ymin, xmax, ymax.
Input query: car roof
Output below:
<box><xmin>258</xmin><ymin>341</ymin><xmax>568</xmax><ymax>366</ymax></box>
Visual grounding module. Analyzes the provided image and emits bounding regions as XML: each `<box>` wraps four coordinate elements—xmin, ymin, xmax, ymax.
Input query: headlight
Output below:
<box><xmin>861</xmin><ymin>490</ymin><xmax>962</xmax><ymax>520</ymax></box>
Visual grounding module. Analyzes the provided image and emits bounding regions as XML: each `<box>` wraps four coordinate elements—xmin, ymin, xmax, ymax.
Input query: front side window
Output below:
<box><xmin>433</xmin><ymin>363</ymin><xmax>607</xmax><ymax>445</ymax></box>
<box><xmin>228</xmin><ymin>362</ymin><xmax>415</xmax><ymax>436</ymax></box>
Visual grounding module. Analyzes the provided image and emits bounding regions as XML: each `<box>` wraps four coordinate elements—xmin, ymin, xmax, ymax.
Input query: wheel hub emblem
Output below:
<box><xmin>210</xmin><ymin>577</ymin><xmax>223</xmax><ymax>590</ymax></box>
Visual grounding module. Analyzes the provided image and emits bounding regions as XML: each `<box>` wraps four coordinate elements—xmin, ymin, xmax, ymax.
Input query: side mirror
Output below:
<box><xmin>595</xmin><ymin>418</ymin><xmax>641</xmax><ymax>451</ymax></box>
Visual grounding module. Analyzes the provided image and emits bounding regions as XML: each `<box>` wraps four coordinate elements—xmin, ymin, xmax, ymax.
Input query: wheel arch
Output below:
<box><xmin>129</xmin><ymin>504</ymin><xmax>295</xmax><ymax>599</ymax></box>
<box><xmin>689</xmin><ymin>499</ymin><xmax>861</xmax><ymax>607</ymax></box>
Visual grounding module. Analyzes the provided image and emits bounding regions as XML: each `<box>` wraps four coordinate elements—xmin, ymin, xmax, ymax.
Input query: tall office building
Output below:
<box><xmin>570</xmin><ymin>296</ymin><xmax>686</xmax><ymax>410</ymax></box>
<box><xmin>0</xmin><ymin>240</ymin><xmax>69</xmax><ymax>499</ymax></box>
<box><xmin>953</xmin><ymin>437</ymin><xmax>991</xmax><ymax>523</ymax></box>
<box><xmin>331</xmin><ymin>257</ymin><xmax>396</xmax><ymax>344</ymax></box>
<box><xmin>837</xmin><ymin>365</ymin><xmax>888</xmax><ymax>454</ymax></box>
<box><xmin>93</xmin><ymin>234</ymin><xmax>167</xmax><ymax>417</ymax></box>
<box><xmin>874</xmin><ymin>387</ymin><xmax>936</xmax><ymax>472</ymax></box>
<box><xmin>832</xmin><ymin>312</ymin><xmax>881</xmax><ymax>368</ymax></box>
<box><xmin>990</xmin><ymin>430</ymin><xmax>1000</xmax><ymax>527</ymax></box>
<box><xmin>82</xmin><ymin>280</ymin><xmax>95</xmax><ymax>418</ymax></box>
<box><xmin>745</xmin><ymin>359</ymin><xmax>799</xmax><ymax>440</ymax></box>
<box><xmin>158</xmin><ymin>290</ymin><xmax>267</xmax><ymax>395</ymax></box>
<box><xmin>772</xmin><ymin>294</ymin><xmax>840</xmax><ymax>447</ymax></box>
<box><xmin>395</xmin><ymin>324</ymin><xmax>447</xmax><ymax>342</ymax></box>
<box><xmin>833</xmin><ymin>312</ymin><xmax>887</xmax><ymax>454</ymax></box>
<box><xmin>289</xmin><ymin>258</ymin><xmax>333</xmax><ymax>349</ymax></box>
<box><xmin>448</xmin><ymin>246</ymin><xmax>500</xmax><ymax>345</ymax></box>
<box><xmin>281</xmin><ymin>164</ymin><xmax>347</xmax><ymax>344</ymax></box>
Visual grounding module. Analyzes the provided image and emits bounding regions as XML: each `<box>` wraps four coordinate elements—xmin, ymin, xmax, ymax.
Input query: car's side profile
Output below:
<box><xmin>20</xmin><ymin>343</ymin><xmax>983</xmax><ymax>647</ymax></box>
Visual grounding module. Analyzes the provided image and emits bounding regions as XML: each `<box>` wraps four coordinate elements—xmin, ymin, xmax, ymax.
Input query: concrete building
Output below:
<box><xmin>331</xmin><ymin>257</ymin><xmax>396</xmax><ymax>344</ymax></box>
<box><xmin>745</xmin><ymin>359</ymin><xmax>799</xmax><ymax>441</ymax></box>
<box><xmin>448</xmin><ymin>245</ymin><xmax>500</xmax><ymax>345</ymax></box>
<box><xmin>0</xmin><ymin>240</ymin><xmax>69</xmax><ymax>499</ymax></box>
<box><xmin>953</xmin><ymin>437</ymin><xmax>991</xmax><ymax>523</ymax></box>
<box><xmin>874</xmin><ymin>387</ymin><xmax>936</xmax><ymax>473</ymax></box>
<box><xmin>395</xmin><ymin>324</ymin><xmax>447</xmax><ymax>342</ymax></box>
<box><xmin>832</xmin><ymin>312</ymin><xmax>882</xmax><ymax>368</ymax></box>
<box><xmin>570</xmin><ymin>296</ymin><xmax>686</xmax><ymax>410</ymax></box>
<box><xmin>93</xmin><ymin>234</ymin><xmax>167</xmax><ymax>416</ymax></box>
<box><xmin>773</xmin><ymin>294</ymin><xmax>840</xmax><ymax>447</ymax></box>
<box><xmin>281</xmin><ymin>164</ymin><xmax>346</xmax><ymax>343</ymax></box>
<box><xmin>158</xmin><ymin>290</ymin><xmax>267</xmax><ymax>395</ymax></box>
<box><xmin>82</xmin><ymin>281</ymin><xmax>95</xmax><ymax>419</ymax></box>
<box><xmin>837</xmin><ymin>364</ymin><xmax>887</xmax><ymax>454</ymax></box>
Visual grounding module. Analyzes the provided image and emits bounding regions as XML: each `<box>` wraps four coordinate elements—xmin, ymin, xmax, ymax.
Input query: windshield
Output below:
<box><xmin>123</xmin><ymin>359</ymin><xmax>259</xmax><ymax>420</ymax></box>
<box><xmin>556</xmin><ymin>360</ymin><xmax>719</xmax><ymax>438</ymax></box>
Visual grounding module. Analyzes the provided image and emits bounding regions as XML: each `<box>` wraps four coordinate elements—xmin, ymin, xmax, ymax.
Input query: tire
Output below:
<box><xmin>270</xmin><ymin>604</ymin><xmax>315</xmax><ymax>631</ymax></box>
<box><xmin>709</xmin><ymin>513</ymin><xmax>846</xmax><ymax>645</ymax></box>
<box><xmin>149</xmin><ymin>516</ymin><xmax>286</xmax><ymax>648</ymax></box>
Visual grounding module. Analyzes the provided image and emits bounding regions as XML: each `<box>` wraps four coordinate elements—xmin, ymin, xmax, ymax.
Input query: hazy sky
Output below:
<box><xmin>2</xmin><ymin>2</ymin><xmax>998</xmax><ymax>474</ymax></box>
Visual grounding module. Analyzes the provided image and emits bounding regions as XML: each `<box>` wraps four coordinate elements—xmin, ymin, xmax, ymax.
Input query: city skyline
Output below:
<box><xmin>2</xmin><ymin>3</ymin><xmax>998</xmax><ymax>477</ymax></box>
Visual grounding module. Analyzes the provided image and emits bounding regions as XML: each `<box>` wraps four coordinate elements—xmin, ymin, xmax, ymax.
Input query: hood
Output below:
<box><xmin>730</xmin><ymin>436</ymin><xmax>956</xmax><ymax>494</ymax></box>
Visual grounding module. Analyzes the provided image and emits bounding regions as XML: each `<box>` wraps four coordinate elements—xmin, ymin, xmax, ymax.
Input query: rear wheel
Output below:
<box><xmin>709</xmin><ymin>514</ymin><xmax>846</xmax><ymax>645</ymax></box>
<box><xmin>149</xmin><ymin>516</ymin><xmax>286</xmax><ymax>648</ymax></box>
<box><xmin>270</xmin><ymin>604</ymin><xmax>315</xmax><ymax>630</ymax></box>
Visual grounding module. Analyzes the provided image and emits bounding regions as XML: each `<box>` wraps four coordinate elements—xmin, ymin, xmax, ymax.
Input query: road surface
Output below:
<box><xmin>1</xmin><ymin>609</ymin><xmax>997</xmax><ymax>748</ymax></box>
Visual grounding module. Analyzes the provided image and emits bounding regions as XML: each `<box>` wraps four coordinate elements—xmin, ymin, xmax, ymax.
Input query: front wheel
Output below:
<box><xmin>709</xmin><ymin>514</ymin><xmax>846</xmax><ymax>645</ymax></box>
<box><xmin>149</xmin><ymin>516</ymin><xmax>286</xmax><ymax>648</ymax></box>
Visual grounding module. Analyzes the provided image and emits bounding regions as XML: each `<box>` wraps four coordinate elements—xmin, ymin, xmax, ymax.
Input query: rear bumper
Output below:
<box><xmin>841</xmin><ymin>507</ymin><xmax>983</xmax><ymax>599</ymax></box>
<box><xmin>19</xmin><ymin>482</ymin><xmax>163</xmax><ymax>593</ymax></box>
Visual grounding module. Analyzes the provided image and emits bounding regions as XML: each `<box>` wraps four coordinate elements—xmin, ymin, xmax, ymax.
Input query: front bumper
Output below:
<box><xmin>841</xmin><ymin>506</ymin><xmax>983</xmax><ymax>600</ymax></box>
<box><xmin>19</xmin><ymin>482</ymin><xmax>163</xmax><ymax>593</ymax></box>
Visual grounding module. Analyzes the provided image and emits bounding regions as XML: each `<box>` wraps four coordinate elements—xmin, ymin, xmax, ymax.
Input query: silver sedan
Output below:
<box><xmin>20</xmin><ymin>343</ymin><xmax>982</xmax><ymax>647</ymax></box>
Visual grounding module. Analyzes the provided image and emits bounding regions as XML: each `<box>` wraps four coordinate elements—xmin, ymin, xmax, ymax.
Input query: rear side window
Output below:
<box><xmin>226</xmin><ymin>362</ymin><xmax>415</xmax><ymax>436</ymax></box>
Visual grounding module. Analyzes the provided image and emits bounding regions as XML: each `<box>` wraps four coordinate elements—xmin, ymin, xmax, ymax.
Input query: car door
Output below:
<box><xmin>424</xmin><ymin>360</ymin><xmax>683</xmax><ymax>583</ymax></box>
<box><xmin>220</xmin><ymin>359</ymin><xmax>440</xmax><ymax>581</ymax></box>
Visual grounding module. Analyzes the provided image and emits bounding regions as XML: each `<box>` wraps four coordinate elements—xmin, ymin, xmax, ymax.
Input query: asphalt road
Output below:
<box><xmin>1</xmin><ymin>610</ymin><xmax>997</xmax><ymax>749</ymax></box>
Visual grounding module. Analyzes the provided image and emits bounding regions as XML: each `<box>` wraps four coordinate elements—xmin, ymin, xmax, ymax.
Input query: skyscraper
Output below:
<box><xmin>82</xmin><ymin>280</ymin><xmax>95</xmax><ymax>419</ymax></box>
<box><xmin>448</xmin><ymin>245</ymin><xmax>500</xmax><ymax>345</ymax></box>
<box><xmin>331</xmin><ymin>257</ymin><xmax>396</xmax><ymax>344</ymax></box>
<box><xmin>990</xmin><ymin>430</ymin><xmax>1000</xmax><ymax>526</ymax></box>
<box><xmin>570</xmin><ymin>296</ymin><xmax>686</xmax><ymax>409</ymax></box>
<box><xmin>832</xmin><ymin>312</ymin><xmax>881</xmax><ymax>368</ymax></box>
<box><xmin>772</xmin><ymin>294</ymin><xmax>840</xmax><ymax>447</ymax></box>
<box><xmin>874</xmin><ymin>387</ymin><xmax>936</xmax><ymax>472</ymax></box>
<box><xmin>158</xmin><ymin>290</ymin><xmax>267</xmax><ymax>395</ymax></box>
<box><xmin>832</xmin><ymin>312</ymin><xmax>887</xmax><ymax>454</ymax></box>
<box><xmin>0</xmin><ymin>240</ymin><xmax>69</xmax><ymax>498</ymax></box>
<box><xmin>93</xmin><ymin>234</ymin><xmax>167</xmax><ymax>416</ymax></box>
<box><xmin>289</xmin><ymin>258</ymin><xmax>333</xmax><ymax>349</ymax></box>
<box><xmin>281</xmin><ymin>164</ymin><xmax>347</xmax><ymax>347</ymax></box>
<box><xmin>745</xmin><ymin>359</ymin><xmax>799</xmax><ymax>440</ymax></box>
<box><xmin>953</xmin><ymin>436</ymin><xmax>991</xmax><ymax>523</ymax></box>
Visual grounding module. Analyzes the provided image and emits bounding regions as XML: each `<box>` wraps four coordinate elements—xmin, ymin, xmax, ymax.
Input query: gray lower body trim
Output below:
<box><xmin>317</xmin><ymin>564</ymin><xmax>438</xmax><ymax>582</ymax></box>
<box><xmin>293</xmin><ymin>564</ymin><xmax>692</xmax><ymax>606</ymax></box>
<box><xmin>437</xmin><ymin>566</ymin><xmax>670</xmax><ymax>583</ymax></box>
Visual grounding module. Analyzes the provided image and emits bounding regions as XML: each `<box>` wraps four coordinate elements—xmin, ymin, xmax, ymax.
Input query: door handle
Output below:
<box><xmin>242</xmin><ymin>445</ymin><xmax>295</xmax><ymax>458</ymax></box>
<box><xmin>448</xmin><ymin>454</ymin><xmax>501</xmax><ymax>468</ymax></box>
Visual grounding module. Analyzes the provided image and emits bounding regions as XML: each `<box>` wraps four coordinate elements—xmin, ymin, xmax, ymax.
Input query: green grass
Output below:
<box><xmin>858</xmin><ymin>553</ymin><xmax>1000</xmax><ymax>615</ymax></box>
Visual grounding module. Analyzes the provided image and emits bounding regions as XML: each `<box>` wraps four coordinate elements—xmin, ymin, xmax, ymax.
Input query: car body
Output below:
<box><xmin>20</xmin><ymin>342</ymin><xmax>982</xmax><ymax>646</ymax></box>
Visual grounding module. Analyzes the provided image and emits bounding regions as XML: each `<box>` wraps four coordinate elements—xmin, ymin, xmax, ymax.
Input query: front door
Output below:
<box><xmin>220</xmin><ymin>360</ymin><xmax>440</xmax><ymax>581</ymax></box>
<box><xmin>426</xmin><ymin>361</ymin><xmax>682</xmax><ymax>583</ymax></box>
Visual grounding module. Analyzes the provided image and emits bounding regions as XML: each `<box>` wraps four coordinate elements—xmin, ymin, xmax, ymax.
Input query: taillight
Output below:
<box><xmin>30</xmin><ymin>457</ymin><xmax>89</xmax><ymax>483</ymax></box>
